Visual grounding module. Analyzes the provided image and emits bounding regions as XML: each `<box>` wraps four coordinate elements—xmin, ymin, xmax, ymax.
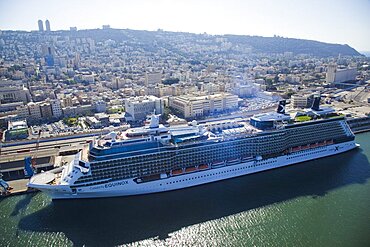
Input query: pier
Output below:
<box><xmin>0</xmin><ymin>178</ymin><xmax>37</xmax><ymax>197</ymax></box>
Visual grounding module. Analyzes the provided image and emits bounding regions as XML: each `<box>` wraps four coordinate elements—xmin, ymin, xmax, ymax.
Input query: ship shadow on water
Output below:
<box><xmin>10</xmin><ymin>193</ymin><xmax>37</xmax><ymax>216</ymax></box>
<box><xmin>18</xmin><ymin>148</ymin><xmax>370</xmax><ymax>246</ymax></box>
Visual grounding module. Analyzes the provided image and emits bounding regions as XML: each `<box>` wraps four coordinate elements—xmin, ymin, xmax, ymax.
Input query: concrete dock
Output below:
<box><xmin>0</xmin><ymin>154</ymin><xmax>77</xmax><ymax>197</ymax></box>
<box><xmin>0</xmin><ymin>178</ymin><xmax>38</xmax><ymax>197</ymax></box>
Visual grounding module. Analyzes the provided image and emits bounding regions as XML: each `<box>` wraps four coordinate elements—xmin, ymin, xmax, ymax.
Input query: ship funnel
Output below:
<box><xmin>277</xmin><ymin>100</ymin><xmax>286</xmax><ymax>114</ymax></box>
<box><xmin>311</xmin><ymin>96</ymin><xmax>321</xmax><ymax>111</ymax></box>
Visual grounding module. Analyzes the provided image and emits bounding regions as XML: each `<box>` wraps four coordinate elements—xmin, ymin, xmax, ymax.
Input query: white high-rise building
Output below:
<box><xmin>125</xmin><ymin>96</ymin><xmax>164</xmax><ymax>121</ymax></box>
<box><xmin>170</xmin><ymin>93</ymin><xmax>239</xmax><ymax>118</ymax></box>
<box><xmin>291</xmin><ymin>94</ymin><xmax>316</xmax><ymax>109</ymax></box>
<box><xmin>45</xmin><ymin>20</ymin><xmax>51</xmax><ymax>32</ymax></box>
<box><xmin>38</xmin><ymin>20</ymin><xmax>44</xmax><ymax>32</ymax></box>
<box><xmin>50</xmin><ymin>99</ymin><xmax>63</xmax><ymax>118</ymax></box>
<box><xmin>326</xmin><ymin>64</ymin><xmax>357</xmax><ymax>84</ymax></box>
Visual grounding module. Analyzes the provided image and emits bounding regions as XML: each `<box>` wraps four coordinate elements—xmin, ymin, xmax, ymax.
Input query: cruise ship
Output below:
<box><xmin>28</xmin><ymin>99</ymin><xmax>359</xmax><ymax>199</ymax></box>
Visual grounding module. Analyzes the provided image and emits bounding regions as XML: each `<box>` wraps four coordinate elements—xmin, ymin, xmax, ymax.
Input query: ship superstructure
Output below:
<box><xmin>28</xmin><ymin>101</ymin><xmax>358</xmax><ymax>199</ymax></box>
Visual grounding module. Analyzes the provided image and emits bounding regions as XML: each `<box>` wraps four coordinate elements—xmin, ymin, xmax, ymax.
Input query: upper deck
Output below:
<box><xmin>86</xmin><ymin>104</ymin><xmax>349</xmax><ymax>162</ymax></box>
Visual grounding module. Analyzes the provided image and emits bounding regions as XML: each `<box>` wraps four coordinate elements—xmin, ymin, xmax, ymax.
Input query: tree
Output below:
<box><xmin>161</xmin><ymin>106</ymin><xmax>171</xmax><ymax>121</ymax></box>
<box><xmin>63</xmin><ymin>117</ymin><xmax>78</xmax><ymax>126</ymax></box>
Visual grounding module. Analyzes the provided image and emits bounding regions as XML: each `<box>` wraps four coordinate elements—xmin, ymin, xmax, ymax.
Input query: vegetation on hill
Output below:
<box><xmin>62</xmin><ymin>28</ymin><xmax>361</xmax><ymax>57</ymax></box>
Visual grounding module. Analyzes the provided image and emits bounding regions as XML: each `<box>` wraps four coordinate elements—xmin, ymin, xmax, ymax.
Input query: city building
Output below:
<box><xmin>85</xmin><ymin>116</ymin><xmax>102</xmax><ymax>129</ymax></box>
<box><xmin>0</xmin><ymin>114</ymin><xmax>18</xmax><ymax>129</ymax></box>
<box><xmin>45</xmin><ymin>19</ymin><xmax>51</xmax><ymax>32</ymax></box>
<box><xmin>233</xmin><ymin>84</ymin><xmax>259</xmax><ymax>98</ymax></box>
<box><xmin>50</xmin><ymin>99</ymin><xmax>63</xmax><ymax>118</ymax></box>
<box><xmin>0</xmin><ymin>86</ymin><xmax>31</xmax><ymax>104</ymax></box>
<box><xmin>42</xmin><ymin>45</ymin><xmax>55</xmax><ymax>67</ymax></box>
<box><xmin>94</xmin><ymin>100</ymin><xmax>107</xmax><ymax>113</ymax></box>
<box><xmin>27</xmin><ymin>102</ymin><xmax>42</xmax><ymax>120</ymax></box>
<box><xmin>326</xmin><ymin>64</ymin><xmax>357</xmax><ymax>84</ymax></box>
<box><xmin>125</xmin><ymin>95</ymin><xmax>164</xmax><ymax>121</ymax></box>
<box><xmin>291</xmin><ymin>94</ymin><xmax>316</xmax><ymax>109</ymax></box>
<box><xmin>170</xmin><ymin>93</ymin><xmax>239</xmax><ymax>118</ymax></box>
<box><xmin>38</xmin><ymin>20</ymin><xmax>44</xmax><ymax>32</ymax></box>
<box><xmin>75</xmin><ymin>105</ymin><xmax>95</xmax><ymax>116</ymax></box>
<box><xmin>39</xmin><ymin>102</ymin><xmax>53</xmax><ymax>119</ymax></box>
<box><xmin>6</xmin><ymin>120</ymin><xmax>28</xmax><ymax>141</ymax></box>
<box><xmin>16</xmin><ymin>105</ymin><xmax>30</xmax><ymax>120</ymax></box>
<box><xmin>0</xmin><ymin>102</ymin><xmax>24</xmax><ymax>112</ymax></box>
<box><xmin>145</xmin><ymin>72</ymin><xmax>162</xmax><ymax>86</ymax></box>
<box><xmin>95</xmin><ymin>113</ymin><xmax>110</xmax><ymax>127</ymax></box>
<box><xmin>62</xmin><ymin>106</ymin><xmax>76</xmax><ymax>117</ymax></box>
<box><xmin>62</xmin><ymin>96</ymin><xmax>73</xmax><ymax>107</ymax></box>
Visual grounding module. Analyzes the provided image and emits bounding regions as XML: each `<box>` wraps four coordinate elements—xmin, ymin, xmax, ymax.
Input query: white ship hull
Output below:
<box><xmin>34</xmin><ymin>141</ymin><xmax>358</xmax><ymax>200</ymax></box>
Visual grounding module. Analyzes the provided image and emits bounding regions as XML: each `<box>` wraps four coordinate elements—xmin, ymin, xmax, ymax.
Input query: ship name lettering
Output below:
<box><xmin>105</xmin><ymin>181</ymin><xmax>128</xmax><ymax>188</ymax></box>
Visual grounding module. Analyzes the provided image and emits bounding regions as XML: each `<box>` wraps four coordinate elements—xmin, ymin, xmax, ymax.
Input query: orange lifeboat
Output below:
<box><xmin>172</xmin><ymin>169</ymin><xmax>183</xmax><ymax>176</ymax></box>
<box><xmin>198</xmin><ymin>164</ymin><xmax>209</xmax><ymax>170</ymax></box>
<box><xmin>185</xmin><ymin>166</ymin><xmax>197</xmax><ymax>173</ymax></box>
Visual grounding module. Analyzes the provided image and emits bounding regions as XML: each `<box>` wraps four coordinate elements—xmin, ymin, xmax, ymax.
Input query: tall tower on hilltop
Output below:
<box><xmin>45</xmin><ymin>20</ymin><xmax>51</xmax><ymax>32</ymax></box>
<box><xmin>38</xmin><ymin>20</ymin><xmax>44</xmax><ymax>32</ymax></box>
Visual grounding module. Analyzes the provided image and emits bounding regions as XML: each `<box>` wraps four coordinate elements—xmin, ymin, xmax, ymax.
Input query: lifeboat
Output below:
<box><xmin>242</xmin><ymin>155</ymin><xmax>253</xmax><ymax>161</ymax></box>
<box><xmin>198</xmin><ymin>164</ymin><xmax>209</xmax><ymax>170</ymax></box>
<box><xmin>185</xmin><ymin>166</ymin><xmax>197</xmax><ymax>173</ymax></box>
<box><xmin>211</xmin><ymin>160</ymin><xmax>225</xmax><ymax>168</ymax></box>
<box><xmin>301</xmin><ymin>144</ymin><xmax>310</xmax><ymax>150</ymax></box>
<box><xmin>227</xmin><ymin>158</ymin><xmax>240</xmax><ymax>165</ymax></box>
<box><xmin>318</xmin><ymin>142</ymin><xmax>325</xmax><ymax>147</ymax></box>
<box><xmin>172</xmin><ymin>169</ymin><xmax>183</xmax><ymax>176</ymax></box>
<box><xmin>311</xmin><ymin>143</ymin><xmax>319</xmax><ymax>148</ymax></box>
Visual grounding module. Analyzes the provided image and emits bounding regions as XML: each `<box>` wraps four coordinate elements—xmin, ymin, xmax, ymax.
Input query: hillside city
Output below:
<box><xmin>0</xmin><ymin>21</ymin><xmax>369</xmax><ymax>142</ymax></box>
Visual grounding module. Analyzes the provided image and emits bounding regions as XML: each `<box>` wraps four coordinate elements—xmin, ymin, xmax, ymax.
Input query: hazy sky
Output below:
<box><xmin>0</xmin><ymin>0</ymin><xmax>369</xmax><ymax>51</ymax></box>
